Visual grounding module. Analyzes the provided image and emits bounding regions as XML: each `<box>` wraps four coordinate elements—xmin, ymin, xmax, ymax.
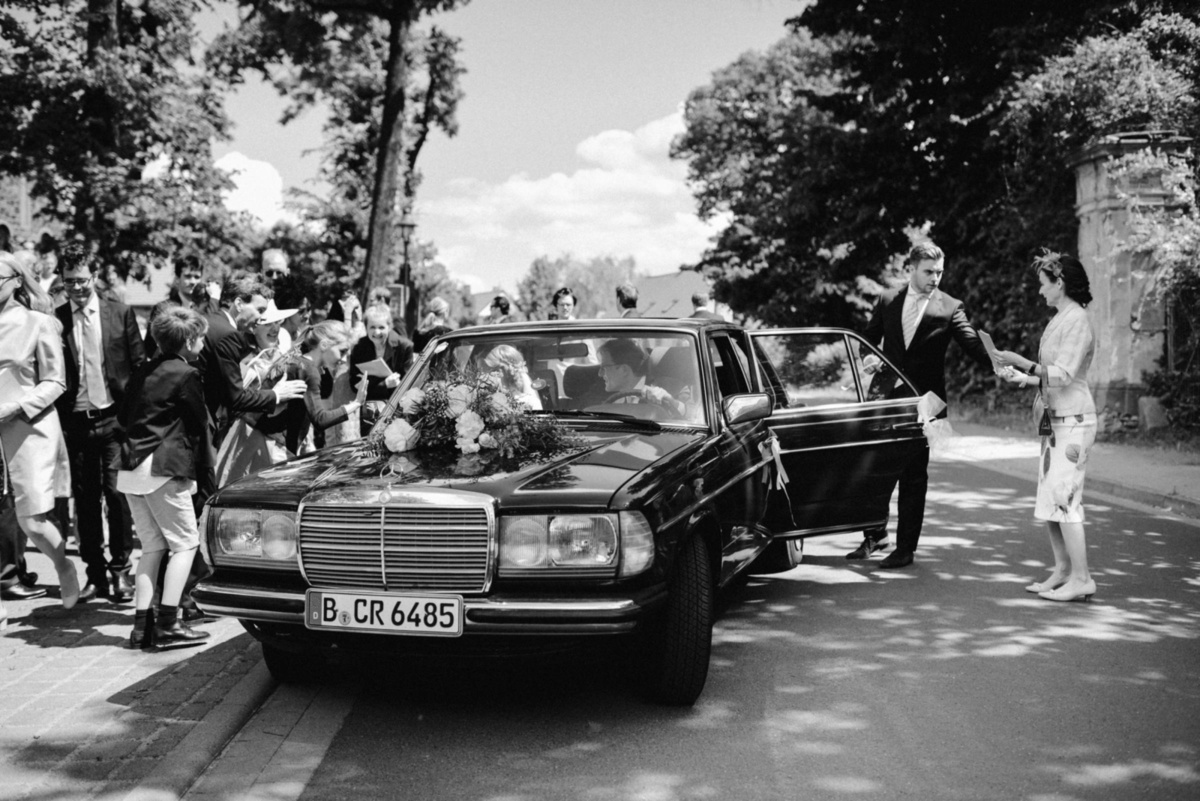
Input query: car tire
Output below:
<box><xmin>262</xmin><ymin>642</ymin><xmax>325</xmax><ymax>684</ymax></box>
<box><xmin>747</xmin><ymin>538</ymin><xmax>804</xmax><ymax>574</ymax></box>
<box><xmin>640</xmin><ymin>535</ymin><xmax>713</xmax><ymax>706</ymax></box>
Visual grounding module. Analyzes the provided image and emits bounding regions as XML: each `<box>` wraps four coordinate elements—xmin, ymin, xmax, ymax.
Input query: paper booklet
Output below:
<box><xmin>354</xmin><ymin>358</ymin><xmax>393</xmax><ymax>378</ymax></box>
<box><xmin>977</xmin><ymin>330</ymin><xmax>998</xmax><ymax>359</ymax></box>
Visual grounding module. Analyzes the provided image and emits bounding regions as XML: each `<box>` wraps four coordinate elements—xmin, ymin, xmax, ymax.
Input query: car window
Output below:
<box><xmin>410</xmin><ymin>328</ymin><xmax>706</xmax><ymax>425</ymax></box>
<box><xmin>708</xmin><ymin>333</ymin><xmax>751</xmax><ymax>398</ymax></box>
<box><xmin>750</xmin><ymin>332</ymin><xmax>861</xmax><ymax>408</ymax></box>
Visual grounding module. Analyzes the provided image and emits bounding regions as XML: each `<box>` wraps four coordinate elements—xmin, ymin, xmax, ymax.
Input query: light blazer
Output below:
<box><xmin>1037</xmin><ymin>302</ymin><xmax>1095</xmax><ymax>417</ymax></box>
<box><xmin>863</xmin><ymin>285</ymin><xmax>992</xmax><ymax>406</ymax></box>
<box><xmin>54</xmin><ymin>297</ymin><xmax>145</xmax><ymax>416</ymax></box>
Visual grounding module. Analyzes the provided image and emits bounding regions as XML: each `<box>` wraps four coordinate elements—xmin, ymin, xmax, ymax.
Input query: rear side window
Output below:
<box><xmin>751</xmin><ymin>332</ymin><xmax>860</xmax><ymax>408</ymax></box>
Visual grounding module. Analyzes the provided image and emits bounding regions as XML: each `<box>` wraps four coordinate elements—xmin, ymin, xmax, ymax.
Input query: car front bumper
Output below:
<box><xmin>193</xmin><ymin>579</ymin><xmax>666</xmax><ymax>636</ymax></box>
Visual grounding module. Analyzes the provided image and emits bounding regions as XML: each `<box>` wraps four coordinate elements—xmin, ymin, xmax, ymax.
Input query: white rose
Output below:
<box><xmin>447</xmin><ymin>384</ymin><xmax>476</xmax><ymax>417</ymax></box>
<box><xmin>455</xmin><ymin>410</ymin><xmax>486</xmax><ymax>441</ymax></box>
<box><xmin>383</xmin><ymin>419</ymin><xmax>420</xmax><ymax>453</ymax></box>
<box><xmin>399</xmin><ymin>388</ymin><xmax>425</xmax><ymax>416</ymax></box>
<box><xmin>490</xmin><ymin>391</ymin><xmax>511</xmax><ymax>413</ymax></box>
<box><xmin>478</xmin><ymin>432</ymin><xmax>498</xmax><ymax>449</ymax></box>
<box><xmin>455</xmin><ymin>437</ymin><xmax>481</xmax><ymax>454</ymax></box>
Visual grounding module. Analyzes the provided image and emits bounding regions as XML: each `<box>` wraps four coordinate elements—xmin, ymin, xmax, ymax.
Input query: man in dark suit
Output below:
<box><xmin>688</xmin><ymin>291</ymin><xmax>722</xmax><ymax>319</ymax></box>
<box><xmin>616</xmin><ymin>283</ymin><xmax>641</xmax><ymax>317</ymax></box>
<box><xmin>55</xmin><ymin>242</ymin><xmax>146</xmax><ymax>601</ymax></box>
<box><xmin>201</xmin><ymin>273</ymin><xmax>307</xmax><ymax>447</ymax></box>
<box><xmin>848</xmin><ymin>241</ymin><xmax>992</xmax><ymax>568</ymax></box>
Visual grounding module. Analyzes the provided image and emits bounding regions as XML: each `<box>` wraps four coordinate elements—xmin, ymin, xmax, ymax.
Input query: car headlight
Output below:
<box><xmin>208</xmin><ymin>508</ymin><xmax>299</xmax><ymax>570</ymax></box>
<box><xmin>498</xmin><ymin>512</ymin><xmax>654</xmax><ymax>578</ymax></box>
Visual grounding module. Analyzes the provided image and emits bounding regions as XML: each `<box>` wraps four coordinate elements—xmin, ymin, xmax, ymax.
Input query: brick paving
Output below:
<box><xmin>0</xmin><ymin>559</ymin><xmax>262</xmax><ymax>801</ymax></box>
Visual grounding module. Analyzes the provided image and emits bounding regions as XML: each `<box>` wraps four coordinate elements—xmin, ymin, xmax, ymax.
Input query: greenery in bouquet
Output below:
<box><xmin>376</xmin><ymin>368</ymin><xmax>582</xmax><ymax>464</ymax></box>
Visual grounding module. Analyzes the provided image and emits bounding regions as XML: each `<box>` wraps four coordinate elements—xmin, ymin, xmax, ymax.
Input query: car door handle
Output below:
<box><xmin>867</xmin><ymin>421</ymin><xmax>923</xmax><ymax>432</ymax></box>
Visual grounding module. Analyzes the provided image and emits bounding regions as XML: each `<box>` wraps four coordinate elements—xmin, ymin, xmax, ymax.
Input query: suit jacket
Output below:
<box><xmin>863</xmin><ymin>285</ymin><xmax>991</xmax><ymax>407</ymax></box>
<box><xmin>54</xmin><ymin>297</ymin><xmax>145</xmax><ymax>417</ymax></box>
<box><xmin>117</xmin><ymin>353</ymin><xmax>213</xmax><ymax>482</ymax></box>
<box><xmin>201</xmin><ymin>310</ymin><xmax>277</xmax><ymax>439</ymax></box>
<box><xmin>349</xmin><ymin>331</ymin><xmax>414</xmax><ymax>403</ymax></box>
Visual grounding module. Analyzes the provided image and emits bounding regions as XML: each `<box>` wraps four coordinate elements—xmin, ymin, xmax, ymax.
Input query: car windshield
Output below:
<box><xmin>398</xmin><ymin>327</ymin><xmax>706</xmax><ymax>426</ymax></box>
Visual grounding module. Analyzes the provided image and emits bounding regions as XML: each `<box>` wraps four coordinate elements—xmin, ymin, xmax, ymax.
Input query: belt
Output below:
<box><xmin>71</xmin><ymin>406</ymin><xmax>117</xmax><ymax>421</ymax></box>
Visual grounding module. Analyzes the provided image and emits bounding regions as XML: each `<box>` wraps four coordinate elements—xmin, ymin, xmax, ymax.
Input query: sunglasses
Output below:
<box><xmin>264</xmin><ymin>270</ymin><xmax>287</xmax><ymax>280</ymax></box>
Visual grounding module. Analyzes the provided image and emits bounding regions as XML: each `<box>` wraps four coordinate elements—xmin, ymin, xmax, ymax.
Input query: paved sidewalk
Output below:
<box><xmin>1</xmin><ymin>422</ymin><xmax>1196</xmax><ymax>801</ymax></box>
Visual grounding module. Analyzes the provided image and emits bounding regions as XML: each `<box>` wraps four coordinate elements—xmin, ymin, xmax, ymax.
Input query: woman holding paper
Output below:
<box><xmin>0</xmin><ymin>252</ymin><xmax>82</xmax><ymax>610</ymax></box>
<box><xmin>991</xmin><ymin>251</ymin><xmax>1098</xmax><ymax>603</ymax></box>
<box><xmin>350</xmin><ymin>305</ymin><xmax>414</xmax><ymax>436</ymax></box>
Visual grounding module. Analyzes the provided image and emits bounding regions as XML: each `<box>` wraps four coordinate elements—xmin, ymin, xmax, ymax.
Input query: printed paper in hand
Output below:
<box><xmin>978</xmin><ymin>330</ymin><xmax>998</xmax><ymax>359</ymax></box>
<box><xmin>355</xmin><ymin>358</ymin><xmax>393</xmax><ymax>378</ymax></box>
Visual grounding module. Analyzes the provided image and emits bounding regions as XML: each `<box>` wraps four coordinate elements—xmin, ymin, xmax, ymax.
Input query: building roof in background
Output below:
<box><xmin>636</xmin><ymin>269</ymin><xmax>710</xmax><ymax>318</ymax></box>
<box><xmin>122</xmin><ymin>264</ymin><xmax>173</xmax><ymax>309</ymax></box>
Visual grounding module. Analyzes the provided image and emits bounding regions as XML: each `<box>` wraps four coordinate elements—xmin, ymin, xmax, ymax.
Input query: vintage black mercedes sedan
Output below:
<box><xmin>194</xmin><ymin>318</ymin><xmax>924</xmax><ymax>705</ymax></box>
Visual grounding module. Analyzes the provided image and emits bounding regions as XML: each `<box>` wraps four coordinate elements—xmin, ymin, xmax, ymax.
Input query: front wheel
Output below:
<box><xmin>638</xmin><ymin>535</ymin><xmax>714</xmax><ymax>706</ymax></box>
<box><xmin>262</xmin><ymin>642</ymin><xmax>327</xmax><ymax>685</ymax></box>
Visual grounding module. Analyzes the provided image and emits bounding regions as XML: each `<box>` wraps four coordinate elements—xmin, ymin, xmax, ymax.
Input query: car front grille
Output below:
<box><xmin>298</xmin><ymin>504</ymin><xmax>492</xmax><ymax>593</ymax></box>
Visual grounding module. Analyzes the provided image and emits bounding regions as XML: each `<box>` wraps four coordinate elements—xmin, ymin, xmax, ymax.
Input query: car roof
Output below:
<box><xmin>450</xmin><ymin>317</ymin><xmax>738</xmax><ymax>337</ymax></box>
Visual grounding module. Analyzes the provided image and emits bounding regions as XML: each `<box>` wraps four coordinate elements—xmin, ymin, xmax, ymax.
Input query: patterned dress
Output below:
<box><xmin>1033</xmin><ymin>302</ymin><xmax>1096</xmax><ymax>522</ymax></box>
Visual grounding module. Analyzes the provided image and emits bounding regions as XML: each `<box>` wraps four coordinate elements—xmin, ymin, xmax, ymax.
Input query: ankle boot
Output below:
<box><xmin>153</xmin><ymin>606</ymin><xmax>210</xmax><ymax>650</ymax></box>
<box><xmin>110</xmin><ymin>569</ymin><xmax>134</xmax><ymax>603</ymax></box>
<box><xmin>128</xmin><ymin>609</ymin><xmax>154</xmax><ymax>649</ymax></box>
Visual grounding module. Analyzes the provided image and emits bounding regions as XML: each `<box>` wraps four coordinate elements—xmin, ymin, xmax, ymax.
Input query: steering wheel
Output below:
<box><xmin>604</xmin><ymin>391</ymin><xmax>644</xmax><ymax>405</ymax></box>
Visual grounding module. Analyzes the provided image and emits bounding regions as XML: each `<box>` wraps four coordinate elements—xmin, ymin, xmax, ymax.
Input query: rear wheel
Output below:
<box><xmin>748</xmin><ymin>538</ymin><xmax>804</xmax><ymax>574</ymax></box>
<box><xmin>639</xmin><ymin>535</ymin><xmax>714</xmax><ymax>706</ymax></box>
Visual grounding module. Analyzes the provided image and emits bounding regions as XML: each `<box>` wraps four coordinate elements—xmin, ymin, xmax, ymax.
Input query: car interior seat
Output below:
<box><xmin>562</xmin><ymin>364</ymin><xmax>606</xmax><ymax>407</ymax></box>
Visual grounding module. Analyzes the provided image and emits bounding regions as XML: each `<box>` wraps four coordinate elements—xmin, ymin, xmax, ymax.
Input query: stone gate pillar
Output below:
<box><xmin>1071</xmin><ymin>131</ymin><xmax>1191</xmax><ymax>417</ymax></box>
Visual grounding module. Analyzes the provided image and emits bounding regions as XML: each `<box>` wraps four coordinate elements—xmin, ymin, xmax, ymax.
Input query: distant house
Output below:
<box><xmin>0</xmin><ymin>176</ymin><xmax>58</xmax><ymax>251</ymax></box>
<box><xmin>636</xmin><ymin>269</ymin><xmax>728</xmax><ymax>320</ymax></box>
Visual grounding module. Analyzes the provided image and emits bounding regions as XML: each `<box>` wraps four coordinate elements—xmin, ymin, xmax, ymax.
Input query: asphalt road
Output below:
<box><xmin>207</xmin><ymin>461</ymin><xmax>1200</xmax><ymax>801</ymax></box>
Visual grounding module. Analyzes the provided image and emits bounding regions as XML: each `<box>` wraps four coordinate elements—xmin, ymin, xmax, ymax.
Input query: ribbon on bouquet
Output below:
<box><xmin>760</xmin><ymin>432</ymin><xmax>790</xmax><ymax>491</ymax></box>
<box><xmin>916</xmin><ymin>391</ymin><xmax>954</xmax><ymax>453</ymax></box>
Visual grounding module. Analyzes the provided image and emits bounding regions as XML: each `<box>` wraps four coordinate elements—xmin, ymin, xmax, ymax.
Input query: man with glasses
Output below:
<box><xmin>261</xmin><ymin>248</ymin><xmax>290</xmax><ymax>284</ymax></box>
<box><xmin>597</xmin><ymin>339</ymin><xmax>685</xmax><ymax>418</ymax></box>
<box><xmin>54</xmin><ymin>242</ymin><xmax>146</xmax><ymax>602</ymax></box>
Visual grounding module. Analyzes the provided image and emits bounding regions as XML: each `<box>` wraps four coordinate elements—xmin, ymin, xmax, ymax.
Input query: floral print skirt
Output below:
<box><xmin>1035</xmin><ymin>413</ymin><xmax>1097</xmax><ymax>523</ymax></box>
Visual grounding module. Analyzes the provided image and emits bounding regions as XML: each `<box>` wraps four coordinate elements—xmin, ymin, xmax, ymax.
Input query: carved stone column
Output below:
<box><xmin>1071</xmin><ymin>131</ymin><xmax>1191</xmax><ymax>417</ymax></box>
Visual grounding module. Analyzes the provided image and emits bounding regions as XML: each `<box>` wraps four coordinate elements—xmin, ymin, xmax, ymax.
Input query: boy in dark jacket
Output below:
<box><xmin>116</xmin><ymin>306</ymin><xmax>214</xmax><ymax>649</ymax></box>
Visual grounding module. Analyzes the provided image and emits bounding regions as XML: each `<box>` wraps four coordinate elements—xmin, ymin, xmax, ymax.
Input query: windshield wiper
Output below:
<box><xmin>549</xmin><ymin>409</ymin><xmax>662</xmax><ymax>430</ymax></box>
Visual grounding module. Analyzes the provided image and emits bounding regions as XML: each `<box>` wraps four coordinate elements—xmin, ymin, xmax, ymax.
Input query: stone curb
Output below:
<box><xmin>119</xmin><ymin>659</ymin><xmax>276</xmax><ymax>801</ymax></box>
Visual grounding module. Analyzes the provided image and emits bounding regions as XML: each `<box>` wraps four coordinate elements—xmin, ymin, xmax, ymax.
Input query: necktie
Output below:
<box><xmin>79</xmin><ymin>306</ymin><xmax>108</xmax><ymax>408</ymax></box>
<box><xmin>902</xmin><ymin>293</ymin><xmax>928</xmax><ymax>349</ymax></box>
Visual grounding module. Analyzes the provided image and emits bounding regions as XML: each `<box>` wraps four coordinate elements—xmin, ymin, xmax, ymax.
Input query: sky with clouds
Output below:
<box><xmin>208</xmin><ymin>0</ymin><xmax>802</xmax><ymax>292</ymax></box>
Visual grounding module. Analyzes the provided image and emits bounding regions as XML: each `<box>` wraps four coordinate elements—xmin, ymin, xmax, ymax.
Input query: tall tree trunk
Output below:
<box><xmin>360</xmin><ymin>0</ymin><xmax>417</xmax><ymax>305</ymax></box>
<box><xmin>82</xmin><ymin>0</ymin><xmax>120</xmax><ymax>240</ymax></box>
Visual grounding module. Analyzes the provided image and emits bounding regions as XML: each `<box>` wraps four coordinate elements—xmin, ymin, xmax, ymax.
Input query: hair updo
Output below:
<box><xmin>1033</xmin><ymin>250</ymin><xmax>1092</xmax><ymax>307</ymax></box>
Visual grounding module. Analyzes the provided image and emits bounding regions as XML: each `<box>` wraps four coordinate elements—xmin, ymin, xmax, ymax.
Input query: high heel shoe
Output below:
<box><xmin>1025</xmin><ymin>570</ymin><xmax>1069</xmax><ymax>594</ymax></box>
<box><xmin>58</xmin><ymin>566</ymin><xmax>81</xmax><ymax>610</ymax></box>
<box><xmin>1038</xmin><ymin>578</ymin><xmax>1096</xmax><ymax>603</ymax></box>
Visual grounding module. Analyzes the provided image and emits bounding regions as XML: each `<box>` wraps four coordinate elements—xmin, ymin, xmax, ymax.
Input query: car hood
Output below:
<box><xmin>208</xmin><ymin>428</ymin><xmax>703</xmax><ymax>510</ymax></box>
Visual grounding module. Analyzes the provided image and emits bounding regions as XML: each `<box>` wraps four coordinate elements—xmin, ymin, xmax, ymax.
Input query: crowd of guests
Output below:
<box><xmin>0</xmin><ymin>243</ymin><xmax>430</xmax><ymax>641</ymax></box>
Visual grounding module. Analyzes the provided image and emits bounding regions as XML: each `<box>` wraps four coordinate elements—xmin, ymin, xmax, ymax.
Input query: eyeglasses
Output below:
<box><xmin>62</xmin><ymin>277</ymin><xmax>92</xmax><ymax>287</ymax></box>
<box><xmin>0</xmin><ymin>274</ymin><xmax>20</xmax><ymax>287</ymax></box>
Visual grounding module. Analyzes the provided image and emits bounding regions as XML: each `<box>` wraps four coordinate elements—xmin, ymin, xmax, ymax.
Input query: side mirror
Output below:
<box><xmin>722</xmin><ymin>393</ymin><xmax>772</xmax><ymax>425</ymax></box>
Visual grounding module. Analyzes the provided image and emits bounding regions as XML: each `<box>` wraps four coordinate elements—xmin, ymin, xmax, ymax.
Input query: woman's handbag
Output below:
<box><xmin>1033</xmin><ymin>392</ymin><xmax>1053</xmax><ymax>436</ymax></box>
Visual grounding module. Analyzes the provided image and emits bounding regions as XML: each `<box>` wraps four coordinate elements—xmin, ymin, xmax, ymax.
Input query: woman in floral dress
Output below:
<box><xmin>993</xmin><ymin>252</ymin><xmax>1098</xmax><ymax>602</ymax></box>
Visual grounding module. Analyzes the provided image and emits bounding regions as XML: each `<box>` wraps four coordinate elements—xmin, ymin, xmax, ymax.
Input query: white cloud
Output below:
<box><xmin>215</xmin><ymin>152</ymin><xmax>296</xmax><ymax>227</ymax></box>
<box><xmin>419</xmin><ymin>110</ymin><xmax>722</xmax><ymax>293</ymax></box>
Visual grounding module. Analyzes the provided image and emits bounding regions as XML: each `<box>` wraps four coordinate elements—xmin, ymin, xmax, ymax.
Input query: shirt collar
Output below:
<box><xmin>74</xmin><ymin>293</ymin><xmax>100</xmax><ymax>316</ymax></box>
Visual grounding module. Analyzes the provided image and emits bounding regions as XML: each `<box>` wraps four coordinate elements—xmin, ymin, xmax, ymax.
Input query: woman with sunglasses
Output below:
<box><xmin>0</xmin><ymin>253</ymin><xmax>83</xmax><ymax>612</ymax></box>
<box><xmin>992</xmin><ymin>251</ymin><xmax>1098</xmax><ymax>603</ymax></box>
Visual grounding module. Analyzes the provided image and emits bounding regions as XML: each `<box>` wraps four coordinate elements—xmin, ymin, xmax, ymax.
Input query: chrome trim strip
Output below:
<box><xmin>775</xmin><ymin>437</ymin><xmax>922</xmax><ymax>455</ymax></box>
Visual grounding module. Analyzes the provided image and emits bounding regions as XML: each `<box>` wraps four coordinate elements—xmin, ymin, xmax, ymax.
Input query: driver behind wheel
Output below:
<box><xmin>597</xmin><ymin>339</ymin><xmax>685</xmax><ymax>418</ymax></box>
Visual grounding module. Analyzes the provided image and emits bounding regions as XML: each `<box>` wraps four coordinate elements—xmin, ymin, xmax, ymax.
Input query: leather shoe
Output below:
<box><xmin>18</xmin><ymin>571</ymin><xmax>39</xmax><ymax>589</ymax></box>
<box><xmin>110</xmin><ymin>570</ymin><xmax>134</xmax><ymax>603</ymax></box>
<box><xmin>153</xmin><ymin>620</ymin><xmax>211</xmax><ymax>650</ymax></box>
<box><xmin>182</xmin><ymin>606</ymin><xmax>210</xmax><ymax>624</ymax></box>
<box><xmin>1</xmin><ymin>584</ymin><xmax>47</xmax><ymax>601</ymax></box>
<box><xmin>78</xmin><ymin>583</ymin><xmax>101</xmax><ymax>603</ymax></box>
<box><xmin>878</xmin><ymin>551</ymin><xmax>914</xmax><ymax>569</ymax></box>
<box><xmin>846</xmin><ymin>537</ymin><xmax>888</xmax><ymax>560</ymax></box>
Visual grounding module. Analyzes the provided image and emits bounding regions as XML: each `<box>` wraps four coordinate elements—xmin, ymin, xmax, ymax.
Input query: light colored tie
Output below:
<box><xmin>80</xmin><ymin>307</ymin><xmax>108</xmax><ymax>408</ymax></box>
<box><xmin>902</xmin><ymin>293</ymin><xmax>928</xmax><ymax>349</ymax></box>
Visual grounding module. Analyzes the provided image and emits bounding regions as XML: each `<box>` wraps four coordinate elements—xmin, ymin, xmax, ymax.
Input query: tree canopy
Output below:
<box><xmin>0</xmin><ymin>0</ymin><xmax>250</xmax><ymax>279</ymax></box>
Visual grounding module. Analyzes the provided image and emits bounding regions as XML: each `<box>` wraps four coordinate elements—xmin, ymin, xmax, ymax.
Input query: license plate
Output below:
<box><xmin>305</xmin><ymin>590</ymin><xmax>464</xmax><ymax>637</ymax></box>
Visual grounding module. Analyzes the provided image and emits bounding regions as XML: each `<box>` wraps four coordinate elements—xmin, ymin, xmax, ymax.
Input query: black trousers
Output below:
<box><xmin>863</xmin><ymin>444</ymin><xmax>931</xmax><ymax>556</ymax></box>
<box><xmin>0</xmin><ymin>499</ymin><xmax>27</xmax><ymax>588</ymax></box>
<box><xmin>63</xmin><ymin>410</ymin><xmax>134</xmax><ymax>584</ymax></box>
